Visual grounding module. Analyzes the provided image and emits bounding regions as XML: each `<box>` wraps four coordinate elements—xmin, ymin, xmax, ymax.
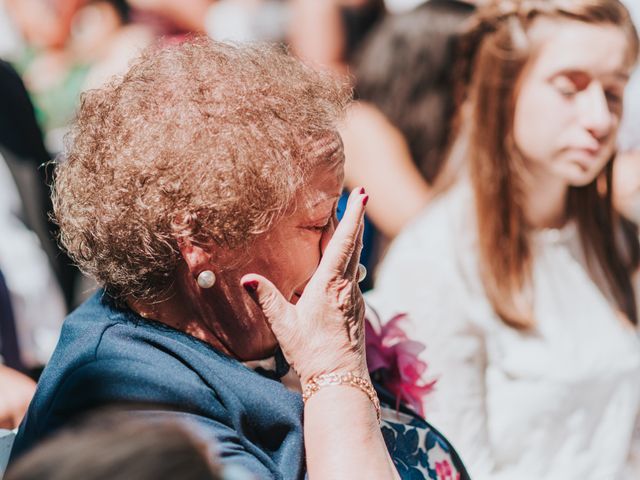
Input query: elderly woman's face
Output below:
<box><xmin>178</xmin><ymin>159</ymin><xmax>345</xmax><ymax>360</ymax></box>
<box><xmin>245</xmin><ymin>162</ymin><xmax>345</xmax><ymax>302</ymax></box>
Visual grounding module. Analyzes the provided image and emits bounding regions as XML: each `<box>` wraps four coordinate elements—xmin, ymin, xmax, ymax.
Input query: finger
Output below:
<box><xmin>241</xmin><ymin>274</ymin><xmax>294</xmax><ymax>331</ymax></box>
<box><xmin>345</xmin><ymin>219</ymin><xmax>365</xmax><ymax>280</ymax></box>
<box><xmin>344</xmin><ymin>185</ymin><xmax>364</xmax><ymax>210</ymax></box>
<box><xmin>318</xmin><ymin>187</ymin><xmax>367</xmax><ymax>277</ymax></box>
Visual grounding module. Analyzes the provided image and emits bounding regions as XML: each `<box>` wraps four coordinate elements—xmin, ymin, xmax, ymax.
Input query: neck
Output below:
<box><xmin>522</xmin><ymin>166</ymin><xmax>569</xmax><ymax>230</ymax></box>
<box><xmin>127</xmin><ymin>268</ymin><xmax>277</xmax><ymax>362</ymax></box>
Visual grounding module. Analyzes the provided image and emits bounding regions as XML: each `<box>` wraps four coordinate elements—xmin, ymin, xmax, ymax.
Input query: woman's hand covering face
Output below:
<box><xmin>241</xmin><ymin>187</ymin><xmax>368</xmax><ymax>384</ymax></box>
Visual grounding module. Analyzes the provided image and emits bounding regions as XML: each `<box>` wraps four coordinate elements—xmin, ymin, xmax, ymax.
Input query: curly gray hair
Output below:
<box><xmin>53</xmin><ymin>37</ymin><xmax>351</xmax><ymax>302</ymax></box>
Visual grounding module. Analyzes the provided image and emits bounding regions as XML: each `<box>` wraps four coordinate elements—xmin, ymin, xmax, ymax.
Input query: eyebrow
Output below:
<box><xmin>311</xmin><ymin>194</ymin><xmax>341</xmax><ymax>208</ymax></box>
<box><xmin>552</xmin><ymin>68</ymin><xmax>630</xmax><ymax>83</ymax></box>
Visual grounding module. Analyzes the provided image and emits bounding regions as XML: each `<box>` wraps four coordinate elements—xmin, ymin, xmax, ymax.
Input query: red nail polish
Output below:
<box><xmin>243</xmin><ymin>280</ymin><xmax>259</xmax><ymax>292</ymax></box>
<box><xmin>362</xmin><ymin>195</ymin><xmax>369</xmax><ymax>206</ymax></box>
<box><xmin>358</xmin><ymin>187</ymin><xmax>365</xmax><ymax>194</ymax></box>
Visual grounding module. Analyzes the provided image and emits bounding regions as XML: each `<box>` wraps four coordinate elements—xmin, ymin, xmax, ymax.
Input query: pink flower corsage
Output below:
<box><xmin>366</xmin><ymin>313</ymin><xmax>436</xmax><ymax>416</ymax></box>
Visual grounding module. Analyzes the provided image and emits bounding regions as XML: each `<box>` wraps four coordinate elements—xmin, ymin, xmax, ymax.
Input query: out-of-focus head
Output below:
<box><xmin>5</xmin><ymin>412</ymin><xmax>227</xmax><ymax>480</ymax></box>
<box><xmin>463</xmin><ymin>0</ymin><xmax>638</xmax><ymax>187</ymax></box>
<box><xmin>355</xmin><ymin>0</ymin><xmax>475</xmax><ymax>183</ymax></box>
<box><xmin>5</xmin><ymin>0</ymin><xmax>85</xmax><ymax>49</ymax></box>
<box><xmin>69</xmin><ymin>0</ymin><xmax>131</xmax><ymax>56</ymax></box>
<box><xmin>53</xmin><ymin>37</ymin><xmax>350</xmax><ymax>304</ymax></box>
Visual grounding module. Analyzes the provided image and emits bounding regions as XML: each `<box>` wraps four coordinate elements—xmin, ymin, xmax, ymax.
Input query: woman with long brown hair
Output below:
<box><xmin>369</xmin><ymin>0</ymin><xmax>640</xmax><ymax>478</ymax></box>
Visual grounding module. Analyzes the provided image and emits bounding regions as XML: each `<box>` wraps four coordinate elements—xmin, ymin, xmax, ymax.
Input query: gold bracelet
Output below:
<box><xmin>302</xmin><ymin>371</ymin><xmax>381</xmax><ymax>424</ymax></box>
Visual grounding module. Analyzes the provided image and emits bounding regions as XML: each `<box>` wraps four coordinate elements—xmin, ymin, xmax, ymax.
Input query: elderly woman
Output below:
<box><xmin>9</xmin><ymin>39</ymin><xmax>466</xmax><ymax>479</ymax></box>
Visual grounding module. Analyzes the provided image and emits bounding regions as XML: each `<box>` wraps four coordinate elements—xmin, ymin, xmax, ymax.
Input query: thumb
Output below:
<box><xmin>241</xmin><ymin>274</ymin><xmax>293</xmax><ymax>329</ymax></box>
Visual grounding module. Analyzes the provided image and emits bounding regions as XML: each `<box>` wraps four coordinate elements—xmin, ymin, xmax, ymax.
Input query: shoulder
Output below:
<box><xmin>17</xmin><ymin>293</ymin><xmax>234</xmax><ymax>433</ymax></box>
<box><xmin>49</xmin><ymin>295</ymin><xmax>238</xmax><ymax>407</ymax></box>
<box><xmin>342</xmin><ymin>101</ymin><xmax>396</xmax><ymax>131</ymax></box>
<box><xmin>377</xmin><ymin>182</ymin><xmax>474</xmax><ymax>279</ymax></box>
<box><xmin>340</xmin><ymin>101</ymin><xmax>409</xmax><ymax>161</ymax></box>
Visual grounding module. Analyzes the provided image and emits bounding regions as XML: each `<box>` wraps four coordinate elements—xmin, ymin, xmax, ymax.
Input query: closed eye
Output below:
<box><xmin>300</xmin><ymin>202</ymin><xmax>338</xmax><ymax>233</ymax></box>
<box><xmin>302</xmin><ymin>208</ymin><xmax>337</xmax><ymax>233</ymax></box>
<box><xmin>303</xmin><ymin>218</ymin><xmax>332</xmax><ymax>232</ymax></box>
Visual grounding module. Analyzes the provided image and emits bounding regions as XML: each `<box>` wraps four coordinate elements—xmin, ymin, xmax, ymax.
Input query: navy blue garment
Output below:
<box><xmin>11</xmin><ymin>291</ymin><xmax>305</xmax><ymax>479</ymax></box>
<box><xmin>0</xmin><ymin>270</ymin><xmax>25</xmax><ymax>371</ymax></box>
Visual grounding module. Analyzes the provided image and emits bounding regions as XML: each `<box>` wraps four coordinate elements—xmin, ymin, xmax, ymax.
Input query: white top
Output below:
<box><xmin>0</xmin><ymin>153</ymin><xmax>65</xmax><ymax>367</ymax></box>
<box><xmin>620</xmin><ymin>0</ymin><xmax>640</xmax><ymax>152</ymax></box>
<box><xmin>367</xmin><ymin>182</ymin><xmax>640</xmax><ymax>480</ymax></box>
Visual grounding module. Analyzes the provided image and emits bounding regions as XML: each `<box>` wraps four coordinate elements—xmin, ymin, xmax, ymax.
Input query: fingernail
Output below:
<box><xmin>243</xmin><ymin>280</ymin><xmax>259</xmax><ymax>292</ymax></box>
<box><xmin>362</xmin><ymin>195</ymin><xmax>369</xmax><ymax>206</ymax></box>
<box><xmin>358</xmin><ymin>187</ymin><xmax>365</xmax><ymax>194</ymax></box>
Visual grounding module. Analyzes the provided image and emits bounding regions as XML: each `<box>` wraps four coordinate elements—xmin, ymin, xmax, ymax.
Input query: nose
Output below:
<box><xmin>579</xmin><ymin>82</ymin><xmax>614</xmax><ymax>140</ymax></box>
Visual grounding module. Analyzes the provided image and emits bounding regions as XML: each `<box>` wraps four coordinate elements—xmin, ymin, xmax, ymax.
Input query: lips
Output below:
<box><xmin>572</xmin><ymin>146</ymin><xmax>600</xmax><ymax>155</ymax></box>
<box><xmin>564</xmin><ymin>146</ymin><xmax>607</xmax><ymax>173</ymax></box>
<box><xmin>564</xmin><ymin>144</ymin><xmax>606</xmax><ymax>164</ymax></box>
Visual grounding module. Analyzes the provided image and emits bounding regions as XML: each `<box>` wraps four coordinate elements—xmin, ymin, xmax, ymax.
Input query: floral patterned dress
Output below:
<box><xmin>377</xmin><ymin>386</ymin><xmax>470</xmax><ymax>480</ymax></box>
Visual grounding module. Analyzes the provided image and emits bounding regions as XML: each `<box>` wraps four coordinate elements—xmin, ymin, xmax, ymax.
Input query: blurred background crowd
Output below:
<box><xmin>0</xmin><ymin>0</ymin><xmax>488</xmax><ymax>377</ymax></box>
<box><xmin>1</xmin><ymin>0</ymin><xmax>640</xmax><ymax>478</ymax></box>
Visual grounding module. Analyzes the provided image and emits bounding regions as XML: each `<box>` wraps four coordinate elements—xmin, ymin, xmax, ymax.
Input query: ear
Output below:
<box><xmin>176</xmin><ymin>237</ymin><xmax>213</xmax><ymax>276</ymax></box>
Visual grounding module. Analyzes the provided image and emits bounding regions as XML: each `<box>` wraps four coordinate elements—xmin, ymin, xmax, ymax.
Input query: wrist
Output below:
<box><xmin>298</xmin><ymin>357</ymin><xmax>369</xmax><ymax>387</ymax></box>
<box><xmin>302</xmin><ymin>370</ymin><xmax>380</xmax><ymax>424</ymax></box>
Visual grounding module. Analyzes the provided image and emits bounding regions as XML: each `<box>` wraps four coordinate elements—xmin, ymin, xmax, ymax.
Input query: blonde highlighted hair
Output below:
<box><xmin>450</xmin><ymin>0</ymin><xmax>640</xmax><ymax>328</ymax></box>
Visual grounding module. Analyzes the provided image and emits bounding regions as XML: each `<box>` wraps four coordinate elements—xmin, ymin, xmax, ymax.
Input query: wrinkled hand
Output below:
<box><xmin>0</xmin><ymin>365</ymin><xmax>36</xmax><ymax>429</ymax></box>
<box><xmin>242</xmin><ymin>188</ymin><xmax>368</xmax><ymax>385</ymax></box>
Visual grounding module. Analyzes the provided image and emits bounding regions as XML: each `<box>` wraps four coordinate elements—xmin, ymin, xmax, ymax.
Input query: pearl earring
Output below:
<box><xmin>357</xmin><ymin>264</ymin><xmax>367</xmax><ymax>283</ymax></box>
<box><xmin>197</xmin><ymin>270</ymin><xmax>216</xmax><ymax>289</ymax></box>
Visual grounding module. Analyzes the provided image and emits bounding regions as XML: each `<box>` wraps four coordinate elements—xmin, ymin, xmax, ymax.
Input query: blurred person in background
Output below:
<box><xmin>0</xmin><ymin>97</ymin><xmax>64</xmax><ymax>431</ymax></box>
<box><xmin>289</xmin><ymin>0</ymin><xmax>385</xmax><ymax>76</ymax></box>
<box><xmin>69</xmin><ymin>0</ymin><xmax>153</xmax><ymax>90</ymax></box>
<box><xmin>125</xmin><ymin>0</ymin><xmax>212</xmax><ymax>33</ymax></box>
<box><xmin>5</xmin><ymin>0</ymin><xmax>152</xmax><ymax>154</ymax></box>
<box><xmin>5</xmin><ymin>0</ymin><xmax>88</xmax><ymax>152</ymax></box>
<box><xmin>613</xmin><ymin>0</ymin><xmax>640</xmax><ymax>222</ymax></box>
<box><xmin>0</xmin><ymin>152</ymin><xmax>65</xmax><ymax>377</ymax></box>
<box><xmin>369</xmin><ymin>1</ymin><xmax>640</xmax><ymax>478</ymax></box>
<box><xmin>353</xmin><ymin>0</ymin><xmax>475</xmax><ymax>185</ymax></box>
<box><xmin>10</xmin><ymin>38</ymin><xmax>468</xmax><ymax>479</ymax></box>
<box><xmin>6</xmin><ymin>411</ymin><xmax>243</xmax><ymax>480</ymax></box>
<box><xmin>127</xmin><ymin>0</ymin><xmax>290</xmax><ymax>44</ymax></box>
<box><xmin>0</xmin><ymin>59</ymin><xmax>66</xmax><ymax>395</ymax></box>
<box><xmin>0</xmin><ymin>58</ymin><xmax>75</xmax><ymax>309</ymax></box>
<box><xmin>339</xmin><ymin>0</ymin><xmax>475</xmax><ymax>244</ymax></box>
<box><xmin>618</xmin><ymin>0</ymin><xmax>640</xmax><ymax>154</ymax></box>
